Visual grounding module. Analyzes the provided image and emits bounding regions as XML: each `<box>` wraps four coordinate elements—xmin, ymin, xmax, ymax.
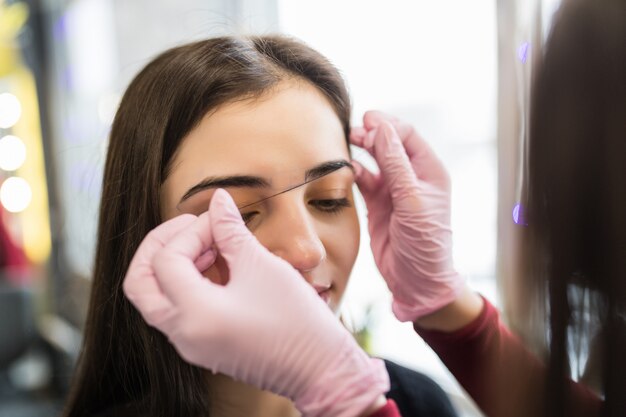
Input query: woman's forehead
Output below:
<box><xmin>171</xmin><ymin>81</ymin><xmax>349</xmax><ymax>181</ymax></box>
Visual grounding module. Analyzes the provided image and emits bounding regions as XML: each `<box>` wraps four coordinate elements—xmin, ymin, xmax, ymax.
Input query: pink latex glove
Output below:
<box><xmin>123</xmin><ymin>189</ymin><xmax>389</xmax><ymax>417</ymax></box>
<box><xmin>350</xmin><ymin>111</ymin><xmax>465</xmax><ymax>322</ymax></box>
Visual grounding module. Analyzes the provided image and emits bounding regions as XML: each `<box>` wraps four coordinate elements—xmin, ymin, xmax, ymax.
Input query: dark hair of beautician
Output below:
<box><xmin>524</xmin><ymin>0</ymin><xmax>625</xmax><ymax>414</ymax></box>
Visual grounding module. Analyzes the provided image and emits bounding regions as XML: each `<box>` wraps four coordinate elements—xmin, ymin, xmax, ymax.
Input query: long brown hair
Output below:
<box><xmin>522</xmin><ymin>0</ymin><xmax>625</xmax><ymax>415</ymax></box>
<box><xmin>61</xmin><ymin>35</ymin><xmax>351</xmax><ymax>417</ymax></box>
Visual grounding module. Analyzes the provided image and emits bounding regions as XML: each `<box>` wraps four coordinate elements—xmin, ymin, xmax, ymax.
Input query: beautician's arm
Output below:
<box><xmin>414</xmin><ymin>295</ymin><xmax>602</xmax><ymax>417</ymax></box>
<box><xmin>353</xmin><ymin>111</ymin><xmax>601</xmax><ymax>417</ymax></box>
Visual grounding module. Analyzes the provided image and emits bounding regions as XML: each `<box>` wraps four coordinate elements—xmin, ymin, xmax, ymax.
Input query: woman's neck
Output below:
<box><xmin>207</xmin><ymin>373</ymin><xmax>301</xmax><ymax>417</ymax></box>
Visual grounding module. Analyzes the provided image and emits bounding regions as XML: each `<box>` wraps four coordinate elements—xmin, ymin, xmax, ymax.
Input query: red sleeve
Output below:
<box><xmin>367</xmin><ymin>399</ymin><xmax>401</xmax><ymax>417</ymax></box>
<box><xmin>414</xmin><ymin>296</ymin><xmax>602</xmax><ymax>417</ymax></box>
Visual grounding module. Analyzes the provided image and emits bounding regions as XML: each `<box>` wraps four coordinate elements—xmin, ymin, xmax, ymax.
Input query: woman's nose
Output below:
<box><xmin>262</xmin><ymin>207</ymin><xmax>326</xmax><ymax>275</ymax></box>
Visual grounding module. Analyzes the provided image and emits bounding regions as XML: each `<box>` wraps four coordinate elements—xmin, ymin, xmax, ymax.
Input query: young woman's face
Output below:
<box><xmin>160</xmin><ymin>81</ymin><xmax>359</xmax><ymax>313</ymax></box>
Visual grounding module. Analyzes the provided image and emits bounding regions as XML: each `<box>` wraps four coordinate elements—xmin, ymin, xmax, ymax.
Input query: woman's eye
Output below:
<box><xmin>240</xmin><ymin>211</ymin><xmax>259</xmax><ymax>224</ymax></box>
<box><xmin>310</xmin><ymin>198</ymin><xmax>351</xmax><ymax>213</ymax></box>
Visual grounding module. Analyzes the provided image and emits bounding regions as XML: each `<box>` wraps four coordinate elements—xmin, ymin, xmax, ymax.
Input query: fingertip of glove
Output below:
<box><xmin>210</xmin><ymin>189</ymin><xmax>243</xmax><ymax>223</ymax></box>
<box><xmin>209</xmin><ymin>189</ymin><xmax>254</xmax><ymax>255</ymax></box>
<box><xmin>350</xmin><ymin>126</ymin><xmax>367</xmax><ymax>139</ymax></box>
<box><xmin>210</xmin><ymin>188</ymin><xmax>232</xmax><ymax>208</ymax></box>
<box><xmin>363</xmin><ymin>110</ymin><xmax>384</xmax><ymax>129</ymax></box>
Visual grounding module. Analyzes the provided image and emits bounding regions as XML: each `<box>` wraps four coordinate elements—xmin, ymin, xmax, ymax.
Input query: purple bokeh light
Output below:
<box><xmin>518</xmin><ymin>42</ymin><xmax>530</xmax><ymax>64</ymax></box>
<box><xmin>513</xmin><ymin>203</ymin><xmax>528</xmax><ymax>226</ymax></box>
<box><xmin>53</xmin><ymin>14</ymin><xmax>68</xmax><ymax>40</ymax></box>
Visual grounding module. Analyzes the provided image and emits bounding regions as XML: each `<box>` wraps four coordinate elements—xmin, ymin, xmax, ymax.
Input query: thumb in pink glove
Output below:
<box><xmin>350</xmin><ymin>111</ymin><xmax>465</xmax><ymax>322</ymax></box>
<box><xmin>123</xmin><ymin>189</ymin><xmax>389</xmax><ymax>417</ymax></box>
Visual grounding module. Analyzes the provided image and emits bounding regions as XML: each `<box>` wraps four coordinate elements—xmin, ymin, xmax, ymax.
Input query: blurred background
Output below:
<box><xmin>0</xmin><ymin>0</ymin><xmax>563</xmax><ymax>416</ymax></box>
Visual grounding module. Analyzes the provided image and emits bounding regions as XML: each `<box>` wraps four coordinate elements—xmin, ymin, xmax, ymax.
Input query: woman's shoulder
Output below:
<box><xmin>383</xmin><ymin>359</ymin><xmax>458</xmax><ymax>417</ymax></box>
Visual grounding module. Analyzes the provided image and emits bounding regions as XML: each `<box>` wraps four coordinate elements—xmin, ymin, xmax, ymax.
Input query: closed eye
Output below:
<box><xmin>240</xmin><ymin>198</ymin><xmax>351</xmax><ymax>226</ymax></box>
<box><xmin>310</xmin><ymin>198</ymin><xmax>351</xmax><ymax>213</ymax></box>
<box><xmin>240</xmin><ymin>211</ymin><xmax>259</xmax><ymax>225</ymax></box>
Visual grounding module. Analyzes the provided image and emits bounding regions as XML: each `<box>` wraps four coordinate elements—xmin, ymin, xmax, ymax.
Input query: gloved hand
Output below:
<box><xmin>350</xmin><ymin>111</ymin><xmax>465</xmax><ymax>322</ymax></box>
<box><xmin>123</xmin><ymin>189</ymin><xmax>389</xmax><ymax>417</ymax></box>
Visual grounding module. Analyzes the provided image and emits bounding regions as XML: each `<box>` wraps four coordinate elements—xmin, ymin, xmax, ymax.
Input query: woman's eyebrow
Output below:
<box><xmin>179</xmin><ymin>159</ymin><xmax>354</xmax><ymax>204</ymax></box>
<box><xmin>180</xmin><ymin>176</ymin><xmax>270</xmax><ymax>203</ymax></box>
<box><xmin>305</xmin><ymin>159</ymin><xmax>354</xmax><ymax>181</ymax></box>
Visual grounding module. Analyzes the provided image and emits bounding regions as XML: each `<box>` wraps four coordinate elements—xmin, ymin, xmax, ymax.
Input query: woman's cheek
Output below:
<box><xmin>341</xmin><ymin>207</ymin><xmax>361</xmax><ymax>268</ymax></box>
<box><xmin>328</xmin><ymin>209</ymin><xmax>361</xmax><ymax>299</ymax></box>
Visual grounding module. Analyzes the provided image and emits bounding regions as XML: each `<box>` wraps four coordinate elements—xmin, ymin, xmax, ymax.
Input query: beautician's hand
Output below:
<box><xmin>123</xmin><ymin>189</ymin><xmax>389</xmax><ymax>417</ymax></box>
<box><xmin>350</xmin><ymin>111</ymin><xmax>467</xmax><ymax>323</ymax></box>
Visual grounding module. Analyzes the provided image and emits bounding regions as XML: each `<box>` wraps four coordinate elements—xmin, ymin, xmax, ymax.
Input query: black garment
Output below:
<box><xmin>384</xmin><ymin>359</ymin><xmax>458</xmax><ymax>417</ymax></box>
<box><xmin>94</xmin><ymin>359</ymin><xmax>459</xmax><ymax>417</ymax></box>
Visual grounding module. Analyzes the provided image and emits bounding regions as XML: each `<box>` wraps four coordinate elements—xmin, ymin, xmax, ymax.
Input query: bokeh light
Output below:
<box><xmin>0</xmin><ymin>93</ymin><xmax>22</xmax><ymax>128</ymax></box>
<box><xmin>512</xmin><ymin>202</ymin><xmax>528</xmax><ymax>226</ymax></box>
<box><xmin>517</xmin><ymin>42</ymin><xmax>530</xmax><ymax>64</ymax></box>
<box><xmin>0</xmin><ymin>176</ymin><xmax>32</xmax><ymax>213</ymax></box>
<box><xmin>0</xmin><ymin>135</ymin><xmax>27</xmax><ymax>171</ymax></box>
